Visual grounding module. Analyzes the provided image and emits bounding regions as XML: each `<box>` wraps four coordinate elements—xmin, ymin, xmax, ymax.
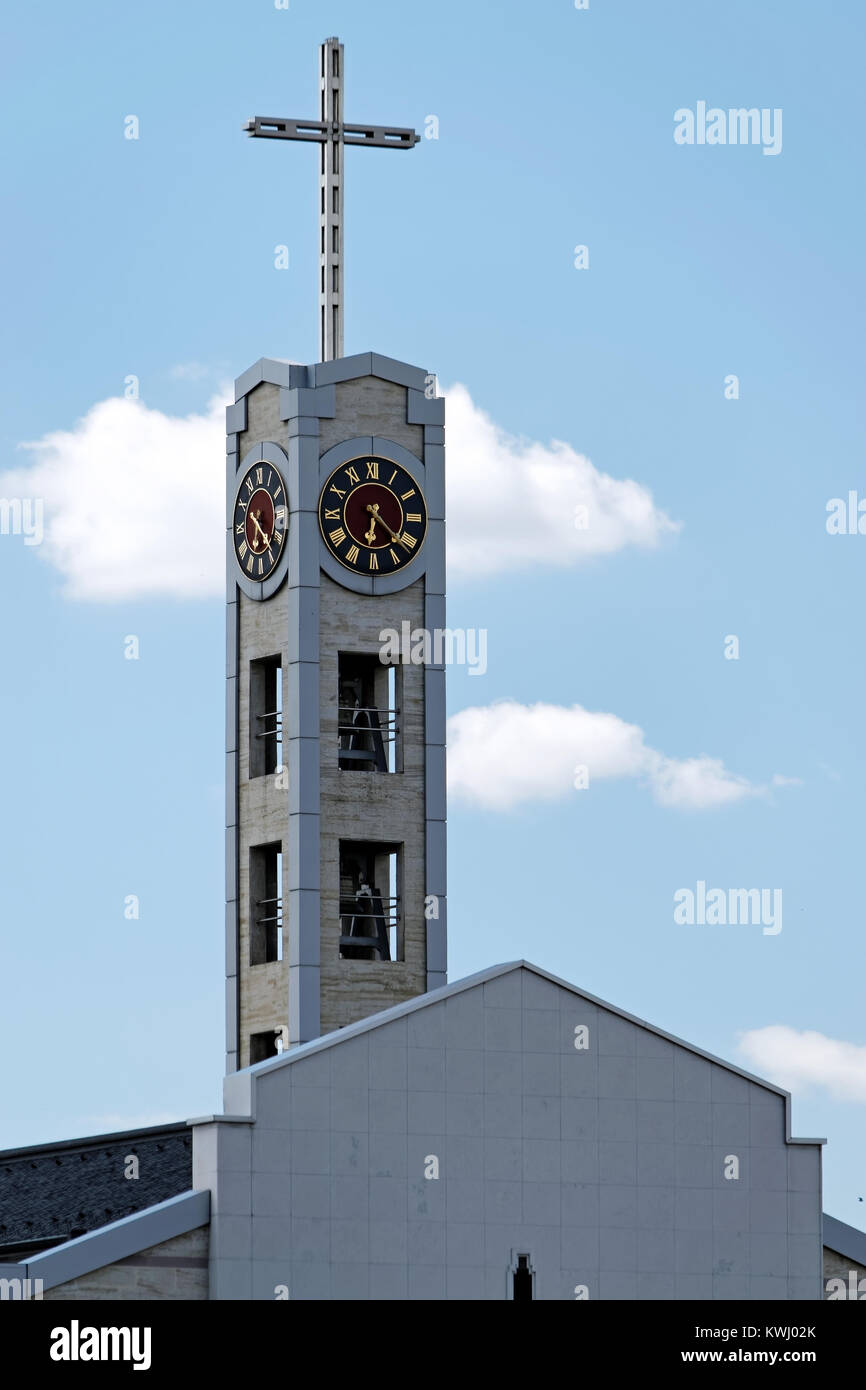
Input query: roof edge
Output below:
<box><xmin>823</xmin><ymin>1214</ymin><xmax>866</xmax><ymax>1267</ymax></box>
<box><xmin>4</xmin><ymin>1190</ymin><xmax>210</xmax><ymax>1293</ymax></box>
<box><xmin>222</xmin><ymin>960</ymin><xmax>823</xmax><ymax>1146</ymax></box>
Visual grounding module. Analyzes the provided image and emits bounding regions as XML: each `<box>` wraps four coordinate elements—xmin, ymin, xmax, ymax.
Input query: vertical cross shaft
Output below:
<box><xmin>244</xmin><ymin>36</ymin><xmax>420</xmax><ymax>363</ymax></box>
<box><xmin>320</xmin><ymin>38</ymin><xmax>343</xmax><ymax>361</ymax></box>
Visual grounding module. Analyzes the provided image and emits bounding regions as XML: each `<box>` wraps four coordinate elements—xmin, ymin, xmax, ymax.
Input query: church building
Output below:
<box><xmin>0</xmin><ymin>37</ymin><xmax>858</xmax><ymax>1303</ymax></box>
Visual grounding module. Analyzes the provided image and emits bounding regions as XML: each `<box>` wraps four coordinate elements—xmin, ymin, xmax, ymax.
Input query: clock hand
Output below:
<box><xmin>365</xmin><ymin>503</ymin><xmax>409</xmax><ymax>550</ymax></box>
<box><xmin>364</xmin><ymin>506</ymin><xmax>379</xmax><ymax>544</ymax></box>
<box><xmin>250</xmin><ymin>510</ymin><xmax>270</xmax><ymax>551</ymax></box>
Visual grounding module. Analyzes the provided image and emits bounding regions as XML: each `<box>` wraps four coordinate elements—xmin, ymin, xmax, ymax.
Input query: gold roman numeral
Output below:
<box><xmin>235</xmin><ymin>523</ymin><xmax>244</xmax><ymax>535</ymax></box>
<box><xmin>369</xmin><ymin>552</ymin><xmax>379</xmax><ymax>571</ymax></box>
<box><xmin>366</xmin><ymin>460</ymin><xmax>379</xmax><ymax>480</ymax></box>
<box><xmin>324</xmin><ymin>508</ymin><xmax>340</xmax><ymax>520</ymax></box>
<box><xmin>401</xmin><ymin>488</ymin><xmax>416</xmax><ymax>501</ymax></box>
<box><xmin>246</xmin><ymin>554</ymin><xmax>254</xmax><ymax>572</ymax></box>
<box><xmin>329</xmin><ymin>527</ymin><xmax>347</xmax><ymax>546</ymax></box>
<box><xmin>388</xmin><ymin>469</ymin><xmax>397</xmax><ymax>485</ymax></box>
<box><xmin>246</xmin><ymin>477</ymin><xmax>254</xmax><ymax>494</ymax></box>
<box><xmin>273</xmin><ymin>531</ymin><xmax>283</xmax><ymax>548</ymax></box>
<box><xmin>407</xmin><ymin>513</ymin><xmax>422</xmax><ymax>523</ymax></box>
<box><xmin>389</xmin><ymin>547</ymin><xmax>401</xmax><ymax>565</ymax></box>
<box><xmin>400</xmin><ymin>532</ymin><xmax>417</xmax><ymax>550</ymax></box>
<box><xmin>330</xmin><ymin>485</ymin><xmax>346</xmax><ymax>500</ymax></box>
<box><xmin>256</xmin><ymin>467</ymin><xmax>263</xmax><ymax>485</ymax></box>
<box><xmin>238</xmin><ymin>540</ymin><xmax>248</xmax><ymax>560</ymax></box>
<box><xmin>345</xmin><ymin>466</ymin><xmax>360</xmax><ymax>484</ymax></box>
<box><xmin>346</xmin><ymin>545</ymin><xmax>360</xmax><ymax>565</ymax></box>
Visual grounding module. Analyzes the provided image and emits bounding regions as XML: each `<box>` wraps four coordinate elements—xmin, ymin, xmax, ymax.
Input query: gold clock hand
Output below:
<box><xmin>366</xmin><ymin>503</ymin><xmax>409</xmax><ymax>550</ymax></box>
<box><xmin>250</xmin><ymin>510</ymin><xmax>270</xmax><ymax>551</ymax></box>
<box><xmin>364</xmin><ymin>504</ymin><xmax>379</xmax><ymax>544</ymax></box>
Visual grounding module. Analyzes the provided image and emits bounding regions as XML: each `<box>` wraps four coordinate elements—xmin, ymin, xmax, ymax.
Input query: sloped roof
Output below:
<box><xmin>0</xmin><ymin>1123</ymin><xmax>191</xmax><ymax>1256</ymax></box>
<box><xmin>823</xmin><ymin>1214</ymin><xmax>866</xmax><ymax>1265</ymax></box>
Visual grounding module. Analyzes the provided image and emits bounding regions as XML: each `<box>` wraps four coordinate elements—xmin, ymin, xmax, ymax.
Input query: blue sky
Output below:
<box><xmin>1</xmin><ymin>0</ymin><xmax>864</xmax><ymax>1227</ymax></box>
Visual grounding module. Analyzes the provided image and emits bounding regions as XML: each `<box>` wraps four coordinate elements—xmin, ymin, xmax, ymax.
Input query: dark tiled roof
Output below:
<box><xmin>0</xmin><ymin>1123</ymin><xmax>192</xmax><ymax>1256</ymax></box>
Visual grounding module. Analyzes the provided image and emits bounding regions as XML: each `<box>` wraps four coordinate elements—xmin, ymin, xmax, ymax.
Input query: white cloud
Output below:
<box><xmin>447</xmin><ymin>699</ymin><xmax>770</xmax><ymax>811</ymax></box>
<box><xmin>445</xmin><ymin>383</ymin><xmax>679</xmax><ymax>577</ymax></box>
<box><xmin>2</xmin><ymin>382</ymin><xmax>678</xmax><ymax>601</ymax></box>
<box><xmin>4</xmin><ymin>392</ymin><xmax>228</xmax><ymax>600</ymax></box>
<box><xmin>737</xmin><ymin>1027</ymin><xmax>866</xmax><ymax>1103</ymax></box>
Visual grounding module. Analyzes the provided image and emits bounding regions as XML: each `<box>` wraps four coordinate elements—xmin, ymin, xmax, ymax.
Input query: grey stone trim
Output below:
<box><xmin>14</xmin><ymin>1191</ymin><xmax>210</xmax><ymax>1293</ymax></box>
<box><xmin>288</xmin><ymin>510</ymin><xmax>322</xmax><ymax>590</ymax></box>
<box><xmin>425</xmin><ymin>745</ymin><xmax>447</xmax><ymax>822</ymax></box>
<box><xmin>310</xmin><ymin>351</ymin><xmax>431</xmax><ymax>392</ymax></box>
<box><xmin>287</xmin><ymin>586</ymin><xmax>319</xmax><ymax>664</ymax></box>
<box><xmin>422</xmin><ymin>425</ymin><xmax>445</xmax><ymax>447</ymax></box>
<box><xmin>224</xmin><ymin>828</ymin><xmax>237</xmax><ymax>905</ymax></box>
<box><xmin>313</xmin><ymin>352</ymin><xmax>375</xmax><ymax>386</ymax></box>
<box><xmin>370</xmin><ymin>352</ymin><xmax>429</xmax><ymax>390</ymax></box>
<box><xmin>424</xmin><ymin>595</ymin><xmax>446</xmax><ymax>668</ymax></box>
<box><xmin>234</xmin><ymin>357</ymin><xmax>305</xmax><ymax>402</ymax></box>
<box><xmin>225</xmin><ymin>752</ymin><xmax>237</xmax><ymax>829</ymax></box>
<box><xmin>225</xmin><ymin>902</ymin><xmax>237</xmax><ymax>978</ymax></box>
<box><xmin>423</xmin><ymin>519</ymin><xmax>446</xmax><ymax>596</ymax></box>
<box><xmin>287</xmin><ymin>660</ymin><xmax>319</xmax><ymax>740</ymax></box>
<box><xmin>226</xmin><ymin>601</ymin><xmax>238</xmax><ymax>680</ymax></box>
<box><xmin>823</xmin><ymin>1215</ymin><xmax>866</xmax><ymax>1266</ymax></box>
<box><xmin>289</xmin><ymin>965</ymin><xmax>321</xmax><ymax>1046</ymax></box>
<box><xmin>422</xmin><ymin>441</ymin><xmax>445</xmax><ymax>521</ymax></box>
<box><xmin>424</xmin><ymin>666</ymin><xmax>446</xmax><ymax>745</ymax></box>
<box><xmin>226</xmin><ymin>675</ymin><xmax>237</xmax><ymax>755</ymax></box>
<box><xmin>286</xmin><ymin>416</ymin><xmax>322</xmax><ymax>439</ymax></box>
<box><xmin>286</xmin><ymin>890</ymin><xmax>321</xmax><ymax>966</ymax></box>
<box><xmin>225</xmin><ymin>979</ymin><xmax>238</xmax><ymax>1055</ymax></box>
<box><xmin>288</xmin><ymin>432</ymin><xmax>323</xmax><ymax>514</ymax></box>
<box><xmin>287</xmin><ymin>813</ymin><xmax>321</xmax><ymax>893</ymax></box>
<box><xmin>284</xmin><ymin>411</ymin><xmax>323</xmax><ymax>1048</ymax></box>
<box><xmin>225</xmin><ymin>581</ymin><xmax>240</xmax><ymax>1075</ymax></box>
<box><xmin>287</xmin><ymin>737</ymin><xmax>320</xmax><ymax>815</ymax></box>
<box><xmin>225</xmin><ymin>399</ymin><xmax>247</xmax><ymax>436</ymax></box>
<box><xmin>279</xmin><ymin>384</ymin><xmax>336</xmax><ymax>420</ymax></box>
<box><xmin>425</xmin><ymin>820</ymin><xmax>447</xmax><ymax>897</ymax></box>
<box><xmin>426</xmin><ymin>901</ymin><xmax>447</xmax><ymax>976</ymax></box>
<box><xmin>407</xmin><ymin>389</ymin><xmax>445</xmax><ymax>426</ymax></box>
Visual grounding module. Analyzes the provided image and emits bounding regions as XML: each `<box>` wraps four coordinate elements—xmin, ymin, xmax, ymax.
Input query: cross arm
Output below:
<box><xmin>243</xmin><ymin>115</ymin><xmax>419</xmax><ymax>148</ymax></box>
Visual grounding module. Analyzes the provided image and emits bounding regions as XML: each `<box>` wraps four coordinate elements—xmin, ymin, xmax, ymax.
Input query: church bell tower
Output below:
<box><xmin>225</xmin><ymin>40</ymin><xmax>446</xmax><ymax>1073</ymax></box>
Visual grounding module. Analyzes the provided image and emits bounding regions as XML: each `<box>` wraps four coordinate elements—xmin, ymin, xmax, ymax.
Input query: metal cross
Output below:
<box><xmin>244</xmin><ymin>36</ymin><xmax>420</xmax><ymax>362</ymax></box>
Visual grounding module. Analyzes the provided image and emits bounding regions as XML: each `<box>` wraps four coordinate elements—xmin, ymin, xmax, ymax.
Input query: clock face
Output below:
<box><xmin>232</xmin><ymin>462</ymin><xmax>288</xmax><ymax>582</ymax></box>
<box><xmin>318</xmin><ymin>456</ymin><xmax>428</xmax><ymax>576</ymax></box>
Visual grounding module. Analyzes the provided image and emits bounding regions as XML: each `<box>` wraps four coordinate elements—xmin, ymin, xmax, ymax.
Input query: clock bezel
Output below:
<box><xmin>317</xmin><ymin>436</ymin><xmax>435</xmax><ymax>595</ymax></box>
<box><xmin>318</xmin><ymin>453</ymin><xmax>429</xmax><ymax>579</ymax></box>
<box><xmin>231</xmin><ymin>442</ymin><xmax>291</xmax><ymax>601</ymax></box>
